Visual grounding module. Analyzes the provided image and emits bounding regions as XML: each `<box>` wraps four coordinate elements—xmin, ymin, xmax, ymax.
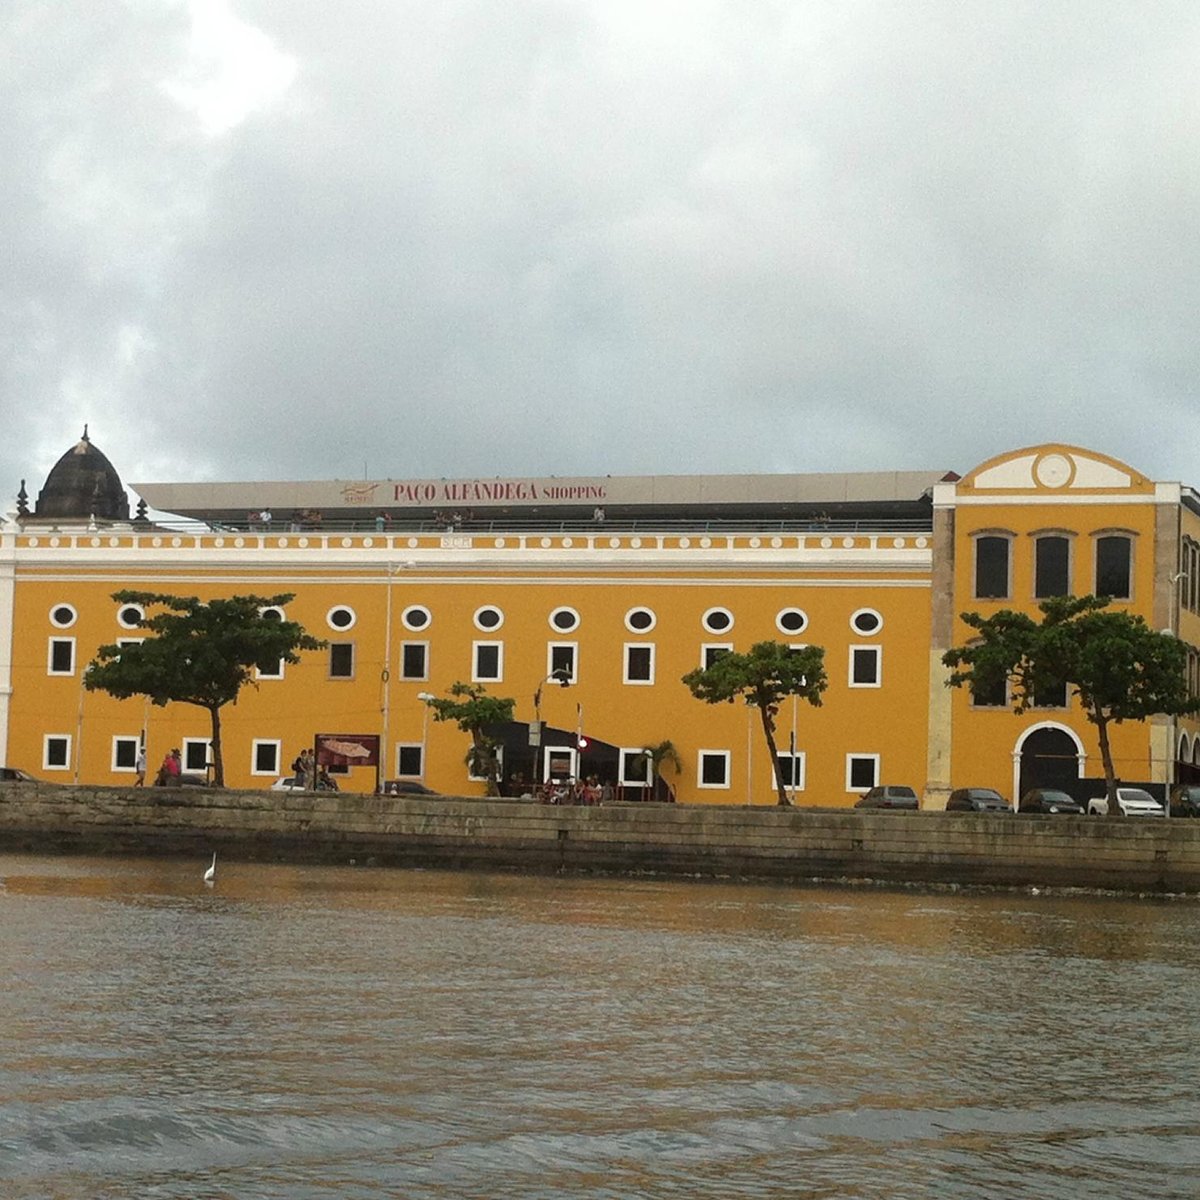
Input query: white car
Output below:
<box><xmin>1086</xmin><ymin>787</ymin><xmax>1165</xmax><ymax>817</ymax></box>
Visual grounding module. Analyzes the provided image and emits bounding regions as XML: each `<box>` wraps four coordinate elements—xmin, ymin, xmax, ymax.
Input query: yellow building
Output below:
<box><xmin>2</xmin><ymin>433</ymin><xmax>1197</xmax><ymax>805</ymax></box>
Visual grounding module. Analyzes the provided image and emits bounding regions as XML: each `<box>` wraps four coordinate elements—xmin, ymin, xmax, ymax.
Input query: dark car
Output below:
<box><xmin>381</xmin><ymin>780</ymin><xmax>439</xmax><ymax>796</ymax></box>
<box><xmin>1169</xmin><ymin>784</ymin><xmax>1200</xmax><ymax>818</ymax></box>
<box><xmin>946</xmin><ymin>787</ymin><xmax>1010</xmax><ymax>812</ymax></box>
<box><xmin>1018</xmin><ymin>788</ymin><xmax>1084</xmax><ymax>815</ymax></box>
<box><xmin>0</xmin><ymin>766</ymin><xmax>37</xmax><ymax>782</ymax></box>
<box><xmin>855</xmin><ymin>785</ymin><xmax>919</xmax><ymax>810</ymax></box>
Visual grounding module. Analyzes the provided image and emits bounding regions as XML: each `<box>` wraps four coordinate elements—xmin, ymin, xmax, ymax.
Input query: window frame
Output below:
<box><xmin>619</xmin><ymin>748</ymin><xmax>652</xmax><ymax>787</ymax></box>
<box><xmin>329</xmin><ymin>642</ymin><xmax>355</xmax><ymax>679</ymax></box>
<box><xmin>972</xmin><ymin>531</ymin><xmax>1013</xmax><ymax>600</ymax></box>
<box><xmin>182</xmin><ymin>739</ymin><xmax>211</xmax><ymax>773</ymax></box>
<box><xmin>400</xmin><ymin>640</ymin><xmax>429</xmax><ymax>681</ymax></box>
<box><xmin>473</xmin><ymin>640</ymin><xmax>504</xmax><ymax>683</ymax></box>
<box><xmin>701</xmin><ymin>642</ymin><xmax>733</xmax><ymax>669</ymax></box>
<box><xmin>1093</xmin><ymin>531</ymin><xmax>1134</xmax><ymax>601</ymax></box>
<box><xmin>251</xmin><ymin>739</ymin><xmax>281</xmax><ymax>776</ymax></box>
<box><xmin>773</xmin><ymin>751</ymin><xmax>806</xmax><ymax>792</ymax></box>
<box><xmin>547</xmin><ymin>642</ymin><xmax>577</xmax><ymax>684</ymax></box>
<box><xmin>43</xmin><ymin>734</ymin><xmax>72</xmax><ymax>772</ymax></box>
<box><xmin>845</xmin><ymin>753</ymin><xmax>880</xmax><ymax>792</ymax></box>
<box><xmin>848</xmin><ymin>644</ymin><xmax>882</xmax><ymax>689</ymax></box>
<box><xmin>111</xmin><ymin>736</ymin><xmax>140</xmax><ymax>773</ymax></box>
<box><xmin>1032</xmin><ymin>530</ymin><xmax>1073</xmax><ymax>600</ymax></box>
<box><xmin>47</xmin><ymin>637</ymin><xmax>75</xmax><ymax>676</ymax></box>
<box><xmin>395</xmin><ymin>742</ymin><xmax>424</xmax><ymax>778</ymax></box>
<box><xmin>697</xmin><ymin>749</ymin><xmax>731</xmax><ymax>789</ymax></box>
<box><xmin>623</xmin><ymin>642</ymin><xmax>655</xmax><ymax>685</ymax></box>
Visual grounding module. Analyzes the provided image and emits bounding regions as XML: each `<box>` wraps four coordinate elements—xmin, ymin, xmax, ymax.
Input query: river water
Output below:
<box><xmin>0</xmin><ymin>855</ymin><xmax>1196</xmax><ymax>1199</ymax></box>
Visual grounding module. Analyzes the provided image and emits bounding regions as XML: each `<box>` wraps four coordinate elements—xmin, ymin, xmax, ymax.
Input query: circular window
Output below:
<box><xmin>117</xmin><ymin>603</ymin><xmax>145</xmax><ymax>629</ymax></box>
<box><xmin>260</xmin><ymin>606</ymin><xmax>285</xmax><ymax>623</ymax></box>
<box><xmin>851</xmin><ymin>608</ymin><xmax>883</xmax><ymax>635</ymax></box>
<box><xmin>624</xmin><ymin>607</ymin><xmax>657</xmax><ymax>633</ymax></box>
<box><xmin>50</xmin><ymin>604</ymin><xmax>77</xmax><ymax>629</ymax></box>
<box><xmin>702</xmin><ymin>607</ymin><xmax>734</xmax><ymax>634</ymax></box>
<box><xmin>402</xmin><ymin>605</ymin><xmax>432</xmax><ymax>631</ymax></box>
<box><xmin>776</xmin><ymin>608</ymin><xmax>808</xmax><ymax>635</ymax></box>
<box><xmin>549</xmin><ymin>607</ymin><xmax>580</xmax><ymax>632</ymax></box>
<box><xmin>474</xmin><ymin>606</ymin><xmax>504</xmax><ymax>631</ymax></box>
<box><xmin>326</xmin><ymin>606</ymin><xmax>357</xmax><ymax>631</ymax></box>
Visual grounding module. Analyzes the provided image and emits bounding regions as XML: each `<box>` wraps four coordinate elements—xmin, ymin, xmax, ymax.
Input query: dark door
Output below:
<box><xmin>1018</xmin><ymin>727</ymin><xmax>1079</xmax><ymax>798</ymax></box>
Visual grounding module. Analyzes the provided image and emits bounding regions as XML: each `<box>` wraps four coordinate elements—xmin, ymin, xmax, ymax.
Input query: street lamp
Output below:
<box><xmin>417</xmin><ymin>692</ymin><xmax>436</xmax><ymax>780</ymax></box>
<box><xmin>532</xmin><ymin>669</ymin><xmax>571</xmax><ymax>783</ymax></box>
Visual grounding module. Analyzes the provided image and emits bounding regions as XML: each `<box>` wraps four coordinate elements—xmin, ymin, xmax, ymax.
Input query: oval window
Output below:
<box><xmin>474</xmin><ymin>606</ymin><xmax>504</xmax><ymax>631</ymax></box>
<box><xmin>776</xmin><ymin>608</ymin><xmax>808</xmax><ymax>635</ymax></box>
<box><xmin>850</xmin><ymin>608</ymin><xmax>883</xmax><ymax>635</ymax></box>
<box><xmin>327</xmin><ymin>606</ymin><xmax>357</xmax><ymax>631</ymax></box>
<box><xmin>402</xmin><ymin>605</ymin><xmax>432</xmax><ymax>631</ymax></box>
<box><xmin>624</xmin><ymin>608</ymin><xmax>657</xmax><ymax>633</ymax></box>
<box><xmin>50</xmin><ymin>604</ymin><xmax>77</xmax><ymax>629</ymax></box>
<box><xmin>117</xmin><ymin>603</ymin><xmax>145</xmax><ymax>629</ymax></box>
<box><xmin>549</xmin><ymin>607</ymin><xmax>580</xmax><ymax>632</ymax></box>
<box><xmin>702</xmin><ymin>607</ymin><xmax>734</xmax><ymax>634</ymax></box>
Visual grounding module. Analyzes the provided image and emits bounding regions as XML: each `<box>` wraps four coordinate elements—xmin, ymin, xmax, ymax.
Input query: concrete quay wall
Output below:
<box><xmin>3</xmin><ymin>785</ymin><xmax>1200</xmax><ymax>892</ymax></box>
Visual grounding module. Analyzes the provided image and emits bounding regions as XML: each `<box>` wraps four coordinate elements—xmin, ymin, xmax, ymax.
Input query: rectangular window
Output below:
<box><xmin>974</xmin><ymin>536</ymin><xmax>1010</xmax><ymax>599</ymax></box>
<box><xmin>473</xmin><ymin>641</ymin><xmax>504</xmax><ymax>682</ymax></box>
<box><xmin>623</xmin><ymin>643</ymin><xmax>655</xmax><ymax>684</ymax></box>
<box><xmin>396</xmin><ymin>743</ymin><xmax>423</xmax><ymax>777</ymax></box>
<box><xmin>698</xmin><ymin>750</ymin><xmax>731</xmax><ymax>789</ymax></box>
<box><xmin>329</xmin><ymin>642</ymin><xmax>355</xmax><ymax>678</ymax></box>
<box><xmin>970</xmin><ymin>669</ymin><xmax>1008</xmax><ymax>707</ymax></box>
<box><xmin>468</xmin><ymin>744</ymin><xmax>505</xmax><ymax>782</ymax></box>
<box><xmin>256</xmin><ymin>658</ymin><xmax>284</xmax><ymax>680</ymax></box>
<box><xmin>544</xmin><ymin>745</ymin><xmax>577</xmax><ymax>781</ymax></box>
<box><xmin>112</xmin><ymin>736</ymin><xmax>139</xmax><ymax>772</ymax></box>
<box><xmin>1032</xmin><ymin>678</ymin><xmax>1069</xmax><ymax>709</ymax></box>
<box><xmin>702</xmin><ymin>643</ymin><xmax>733</xmax><ymax>669</ymax></box>
<box><xmin>620</xmin><ymin>748</ymin><xmax>651</xmax><ymax>786</ymax></box>
<box><xmin>400</xmin><ymin>641</ymin><xmax>429</xmax><ymax>680</ymax></box>
<box><xmin>43</xmin><ymin>734</ymin><xmax>71</xmax><ymax>771</ymax></box>
<box><xmin>182</xmin><ymin>739</ymin><xmax>211</xmax><ymax>773</ymax></box>
<box><xmin>1095</xmin><ymin>535</ymin><xmax>1132</xmax><ymax>600</ymax></box>
<box><xmin>1034</xmin><ymin>535</ymin><xmax>1071</xmax><ymax>599</ymax></box>
<box><xmin>846</xmin><ymin>754</ymin><xmax>880</xmax><ymax>792</ymax></box>
<box><xmin>252</xmin><ymin>740</ymin><xmax>281</xmax><ymax>775</ymax></box>
<box><xmin>849</xmin><ymin>646</ymin><xmax>881</xmax><ymax>688</ymax></box>
<box><xmin>774</xmin><ymin>751</ymin><xmax>806</xmax><ymax>791</ymax></box>
<box><xmin>48</xmin><ymin>638</ymin><xmax>75</xmax><ymax>675</ymax></box>
<box><xmin>548</xmin><ymin>643</ymin><xmax>577</xmax><ymax>684</ymax></box>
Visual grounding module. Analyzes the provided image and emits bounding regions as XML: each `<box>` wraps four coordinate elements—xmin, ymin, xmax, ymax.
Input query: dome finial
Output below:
<box><xmin>82</xmin><ymin>424</ymin><xmax>89</xmax><ymax>442</ymax></box>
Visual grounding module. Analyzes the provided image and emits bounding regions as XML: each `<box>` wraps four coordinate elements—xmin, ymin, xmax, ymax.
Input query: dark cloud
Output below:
<box><xmin>4</xmin><ymin>0</ymin><xmax>1200</xmax><ymax>506</ymax></box>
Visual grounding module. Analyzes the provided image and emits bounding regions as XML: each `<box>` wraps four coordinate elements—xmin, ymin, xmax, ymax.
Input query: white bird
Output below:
<box><xmin>203</xmin><ymin>852</ymin><xmax>216</xmax><ymax>884</ymax></box>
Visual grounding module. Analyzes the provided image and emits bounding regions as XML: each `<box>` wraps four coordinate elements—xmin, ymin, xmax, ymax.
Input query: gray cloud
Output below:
<box><xmin>4</xmin><ymin>0</ymin><xmax>1200</xmax><ymax>504</ymax></box>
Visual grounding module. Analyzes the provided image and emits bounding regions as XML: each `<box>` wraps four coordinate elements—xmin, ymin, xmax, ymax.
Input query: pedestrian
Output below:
<box><xmin>134</xmin><ymin>746</ymin><xmax>146</xmax><ymax>787</ymax></box>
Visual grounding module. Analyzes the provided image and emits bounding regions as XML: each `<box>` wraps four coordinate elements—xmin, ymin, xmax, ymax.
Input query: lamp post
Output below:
<box><xmin>417</xmin><ymin>692</ymin><xmax>435</xmax><ymax>781</ymax></box>
<box><xmin>74</xmin><ymin>663</ymin><xmax>93</xmax><ymax>784</ymax></box>
<box><xmin>532</xmin><ymin>669</ymin><xmax>571</xmax><ymax>784</ymax></box>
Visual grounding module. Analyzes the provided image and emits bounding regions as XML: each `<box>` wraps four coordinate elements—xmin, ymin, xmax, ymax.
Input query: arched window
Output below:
<box><xmin>1033</xmin><ymin>533</ymin><xmax>1071</xmax><ymax>599</ymax></box>
<box><xmin>973</xmin><ymin>533</ymin><xmax>1012</xmax><ymax>599</ymax></box>
<box><xmin>1094</xmin><ymin>533</ymin><xmax>1133</xmax><ymax>600</ymax></box>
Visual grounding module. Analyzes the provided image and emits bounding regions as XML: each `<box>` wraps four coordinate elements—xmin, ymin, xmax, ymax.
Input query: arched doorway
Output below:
<box><xmin>1015</xmin><ymin>724</ymin><xmax>1084</xmax><ymax>800</ymax></box>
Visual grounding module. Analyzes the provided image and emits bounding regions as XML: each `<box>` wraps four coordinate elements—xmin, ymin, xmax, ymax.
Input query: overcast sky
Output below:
<box><xmin>5</xmin><ymin>0</ymin><xmax>1200</xmax><ymax>504</ymax></box>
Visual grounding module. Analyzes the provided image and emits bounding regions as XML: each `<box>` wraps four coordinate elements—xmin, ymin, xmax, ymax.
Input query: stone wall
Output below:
<box><xmin>2</xmin><ymin>784</ymin><xmax>1200</xmax><ymax>892</ymax></box>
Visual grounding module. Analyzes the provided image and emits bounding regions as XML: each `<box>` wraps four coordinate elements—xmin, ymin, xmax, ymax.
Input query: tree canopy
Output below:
<box><xmin>423</xmin><ymin>682</ymin><xmax>516</xmax><ymax>796</ymax></box>
<box><xmin>682</xmin><ymin>641</ymin><xmax>827</xmax><ymax>806</ymax></box>
<box><xmin>85</xmin><ymin>591</ymin><xmax>325</xmax><ymax>787</ymax></box>
<box><xmin>943</xmin><ymin>594</ymin><xmax>1198</xmax><ymax>813</ymax></box>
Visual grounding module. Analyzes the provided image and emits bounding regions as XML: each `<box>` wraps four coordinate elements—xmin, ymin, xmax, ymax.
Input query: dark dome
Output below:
<box><xmin>35</xmin><ymin>427</ymin><xmax>130</xmax><ymax>521</ymax></box>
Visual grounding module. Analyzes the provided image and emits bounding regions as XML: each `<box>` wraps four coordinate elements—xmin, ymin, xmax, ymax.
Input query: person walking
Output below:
<box><xmin>134</xmin><ymin>746</ymin><xmax>147</xmax><ymax>787</ymax></box>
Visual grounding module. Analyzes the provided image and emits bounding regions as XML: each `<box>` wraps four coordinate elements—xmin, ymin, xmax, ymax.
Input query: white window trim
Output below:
<box><xmin>49</xmin><ymin>603</ymin><xmax>78</xmax><ymax>629</ymax></box>
<box><xmin>472</xmin><ymin>640</ymin><xmax>505</xmax><ymax>683</ymax></box>
<box><xmin>47</xmin><ymin>636</ymin><xmax>76</xmax><ymax>676</ymax></box>
<box><xmin>541</xmin><ymin>744</ymin><xmax>576</xmax><ymax>781</ymax></box>
<box><xmin>849</xmin><ymin>644</ymin><xmax>882</xmax><ymax>689</ymax></box>
<box><xmin>182</xmin><ymin>738</ymin><xmax>212</xmax><ymax>774</ymax></box>
<box><xmin>395</xmin><ymin>742</ymin><xmax>424</xmax><ymax>778</ymax></box>
<box><xmin>326</xmin><ymin>605</ymin><xmax>357</xmax><ymax>632</ymax></box>
<box><xmin>698</xmin><ymin>749</ymin><xmax>731</xmax><ymax>789</ymax></box>
<box><xmin>43</xmin><ymin>734</ymin><xmax>72</xmax><ymax>772</ymax></box>
<box><xmin>548</xmin><ymin>606</ymin><xmax>581</xmax><ymax>633</ymax></box>
<box><xmin>401</xmin><ymin>605</ymin><xmax>433</xmax><ymax>632</ymax></box>
<box><xmin>773</xmin><ymin>751</ymin><xmax>806</xmax><ymax>791</ymax></box>
<box><xmin>623</xmin><ymin>642</ymin><xmax>655</xmax><ymax>685</ymax></box>
<box><xmin>701</xmin><ymin>642</ymin><xmax>733</xmax><ymax>669</ymax></box>
<box><xmin>624</xmin><ymin>607</ymin><xmax>657</xmax><ymax>634</ymax></box>
<box><xmin>849</xmin><ymin>607</ymin><xmax>883</xmax><ymax>635</ymax></box>
<box><xmin>547</xmin><ymin>641</ymin><xmax>578</xmax><ymax>684</ymax></box>
<box><xmin>473</xmin><ymin>606</ymin><xmax>505</xmax><ymax>632</ymax></box>
<box><xmin>116</xmin><ymin>602</ymin><xmax>145</xmax><ymax>629</ymax></box>
<box><xmin>468</xmin><ymin>744</ymin><xmax>505</xmax><ymax>782</ymax></box>
<box><xmin>619</xmin><ymin>747</ymin><xmax>652</xmax><ymax>787</ymax></box>
<box><xmin>255</xmin><ymin>659</ymin><xmax>285</xmax><ymax>681</ymax></box>
<box><xmin>701</xmin><ymin>606</ymin><xmax>735</xmax><ymax>635</ymax></box>
<box><xmin>775</xmin><ymin>608</ymin><xmax>809</xmax><ymax>636</ymax></box>
<box><xmin>845</xmin><ymin>753</ymin><xmax>881</xmax><ymax>793</ymax></box>
<box><xmin>111</xmin><ymin>736</ymin><xmax>140</xmax><ymax>772</ymax></box>
<box><xmin>251</xmin><ymin>738</ymin><xmax>282</xmax><ymax>776</ymax></box>
<box><xmin>400</xmin><ymin>640</ymin><xmax>430</xmax><ymax>680</ymax></box>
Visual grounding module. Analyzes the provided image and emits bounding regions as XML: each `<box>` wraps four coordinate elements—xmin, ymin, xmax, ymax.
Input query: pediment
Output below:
<box><xmin>963</xmin><ymin>445</ymin><xmax>1147</xmax><ymax>493</ymax></box>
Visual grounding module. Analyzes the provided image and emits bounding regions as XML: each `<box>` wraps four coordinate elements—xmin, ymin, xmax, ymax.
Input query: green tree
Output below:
<box><xmin>423</xmin><ymin>682</ymin><xmax>516</xmax><ymax>797</ymax></box>
<box><xmin>642</xmin><ymin>739</ymin><xmax>683</xmax><ymax>801</ymax></box>
<box><xmin>85</xmin><ymin>591</ymin><xmax>324</xmax><ymax>787</ymax></box>
<box><xmin>682</xmin><ymin>641</ymin><xmax>827</xmax><ymax>806</ymax></box>
<box><xmin>943</xmin><ymin>595</ymin><xmax>1199</xmax><ymax>813</ymax></box>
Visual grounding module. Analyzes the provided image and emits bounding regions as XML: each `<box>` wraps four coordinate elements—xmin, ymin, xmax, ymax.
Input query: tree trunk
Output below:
<box><xmin>208</xmin><ymin>705</ymin><xmax>224</xmax><ymax>788</ymax></box>
<box><xmin>758</xmin><ymin>704</ymin><xmax>790</xmax><ymax>806</ymax></box>
<box><xmin>1093</xmin><ymin>708</ymin><xmax>1118</xmax><ymax>815</ymax></box>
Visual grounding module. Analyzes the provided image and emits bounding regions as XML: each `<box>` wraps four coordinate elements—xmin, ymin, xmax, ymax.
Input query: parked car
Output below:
<box><xmin>1018</xmin><ymin>788</ymin><xmax>1084</xmax><ymax>815</ymax></box>
<box><xmin>0</xmin><ymin>766</ymin><xmax>38</xmax><ymax>782</ymax></box>
<box><xmin>270</xmin><ymin>775</ymin><xmax>339</xmax><ymax>792</ymax></box>
<box><xmin>1169</xmin><ymin>784</ymin><xmax>1200</xmax><ymax>818</ymax></box>
<box><xmin>1086</xmin><ymin>787</ymin><xmax>1165</xmax><ymax>817</ymax></box>
<box><xmin>855</xmin><ymin>785</ymin><xmax>919</xmax><ymax>810</ymax></box>
<box><xmin>945</xmin><ymin>787</ymin><xmax>1010</xmax><ymax>812</ymax></box>
<box><xmin>380</xmin><ymin>780</ymin><xmax>439</xmax><ymax>796</ymax></box>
